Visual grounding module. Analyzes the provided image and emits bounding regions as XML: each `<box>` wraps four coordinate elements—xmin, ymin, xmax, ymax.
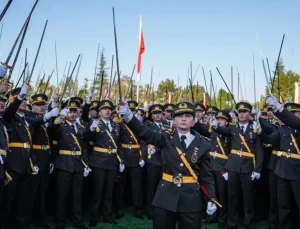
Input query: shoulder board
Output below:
<box><xmin>202</xmin><ymin>136</ymin><xmax>211</xmax><ymax>142</ymax></box>
<box><xmin>113</xmin><ymin>116</ymin><xmax>122</xmax><ymax>124</ymax></box>
<box><xmin>78</xmin><ymin>123</ymin><xmax>85</xmax><ymax>129</ymax></box>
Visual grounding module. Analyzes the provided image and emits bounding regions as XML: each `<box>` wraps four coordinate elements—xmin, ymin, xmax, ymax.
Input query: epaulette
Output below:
<box><xmin>78</xmin><ymin>123</ymin><xmax>85</xmax><ymax>129</ymax></box>
<box><xmin>113</xmin><ymin>116</ymin><xmax>122</xmax><ymax>124</ymax></box>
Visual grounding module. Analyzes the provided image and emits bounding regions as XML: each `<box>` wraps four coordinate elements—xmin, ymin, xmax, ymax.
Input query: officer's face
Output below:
<box><xmin>267</xmin><ymin>110</ymin><xmax>273</xmax><ymax>119</ymax></box>
<box><xmin>18</xmin><ymin>100</ymin><xmax>27</xmax><ymax>112</ymax></box>
<box><xmin>0</xmin><ymin>101</ymin><xmax>6</xmax><ymax>114</ymax></box>
<box><xmin>165</xmin><ymin>111</ymin><xmax>172</xmax><ymax>119</ymax></box>
<box><xmin>89</xmin><ymin>110</ymin><xmax>97</xmax><ymax>119</ymax></box>
<box><xmin>238</xmin><ymin>111</ymin><xmax>250</xmax><ymax>122</ymax></box>
<box><xmin>217</xmin><ymin>118</ymin><xmax>228</xmax><ymax>127</ymax></box>
<box><xmin>67</xmin><ymin>109</ymin><xmax>78</xmax><ymax>121</ymax></box>
<box><xmin>203</xmin><ymin>114</ymin><xmax>209</xmax><ymax>122</ymax></box>
<box><xmin>196</xmin><ymin>110</ymin><xmax>204</xmax><ymax>120</ymax></box>
<box><xmin>173</xmin><ymin>113</ymin><xmax>195</xmax><ymax>132</ymax></box>
<box><xmin>151</xmin><ymin>111</ymin><xmax>162</xmax><ymax>122</ymax></box>
<box><xmin>99</xmin><ymin>108</ymin><xmax>111</xmax><ymax>121</ymax></box>
<box><xmin>77</xmin><ymin>109</ymin><xmax>82</xmax><ymax>117</ymax></box>
<box><xmin>32</xmin><ymin>103</ymin><xmax>46</xmax><ymax>115</ymax></box>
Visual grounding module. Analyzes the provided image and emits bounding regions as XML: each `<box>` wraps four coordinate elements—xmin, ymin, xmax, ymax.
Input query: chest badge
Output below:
<box><xmin>191</xmin><ymin>153</ymin><xmax>198</xmax><ymax>163</ymax></box>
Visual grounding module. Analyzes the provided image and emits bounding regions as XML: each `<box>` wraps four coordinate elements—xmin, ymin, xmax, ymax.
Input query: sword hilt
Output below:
<box><xmin>1</xmin><ymin>62</ymin><xmax>12</xmax><ymax>69</ymax></box>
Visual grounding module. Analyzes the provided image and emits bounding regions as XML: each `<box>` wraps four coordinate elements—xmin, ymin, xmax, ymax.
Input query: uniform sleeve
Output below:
<box><xmin>259</xmin><ymin>118</ymin><xmax>273</xmax><ymax>135</ymax></box>
<box><xmin>126</xmin><ymin>116</ymin><xmax>165</xmax><ymax>148</ymax></box>
<box><xmin>254</xmin><ymin>136</ymin><xmax>264</xmax><ymax>174</ymax></box>
<box><xmin>275</xmin><ymin>108</ymin><xmax>300</xmax><ymax>131</ymax></box>
<box><xmin>214</xmin><ymin>125</ymin><xmax>232</xmax><ymax>135</ymax></box>
<box><xmin>82</xmin><ymin>103</ymin><xmax>90</xmax><ymax>122</ymax></box>
<box><xmin>199</xmin><ymin>144</ymin><xmax>216</xmax><ymax>199</ymax></box>
<box><xmin>193</xmin><ymin>122</ymin><xmax>211</xmax><ymax>137</ymax></box>
<box><xmin>2</xmin><ymin>97</ymin><xmax>22</xmax><ymax>124</ymax></box>
<box><xmin>259</xmin><ymin>129</ymin><xmax>280</xmax><ymax>144</ymax></box>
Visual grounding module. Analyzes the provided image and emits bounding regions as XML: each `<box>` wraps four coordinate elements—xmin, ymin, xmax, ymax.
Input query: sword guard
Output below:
<box><xmin>0</xmin><ymin>62</ymin><xmax>12</xmax><ymax>69</ymax></box>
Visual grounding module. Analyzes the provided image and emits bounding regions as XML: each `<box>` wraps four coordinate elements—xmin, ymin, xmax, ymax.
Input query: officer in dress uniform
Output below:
<box><xmin>208</xmin><ymin>110</ymin><xmax>232</xmax><ymax>228</ymax></box>
<box><xmin>116</xmin><ymin>100</ymin><xmax>144</xmax><ymax>219</ymax></box>
<box><xmin>51</xmin><ymin>99</ymin><xmax>90</xmax><ymax>229</ymax></box>
<box><xmin>163</xmin><ymin>104</ymin><xmax>174</xmax><ymax>128</ymax></box>
<box><xmin>143</xmin><ymin>104</ymin><xmax>170</xmax><ymax>219</ymax></box>
<box><xmin>212</xmin><ymin>102</ymin><xmax>264</xmax><ymax>229</ymax></box>
<box><xmin>26</xmin><ymin>94</ymin><xmax>58</xmax><ymax>228</ymax></box>
<box><xmin>206</xmin><ymin>106</ymin><xmax>219</xmax><ymax>119</ymax></box>
<box><xmin>266</xmin><ymin>95</ymin><xmax>300</xmax><ymax>229</ymax></box>
<box><xmin>195</xmin><ymin>103</ymin><xmax>206</xmax><ymax>121</ymax></box>
<box><xmin>88</xmin><ymin>100</ymin><xmax>124</xmax><ymax>227</ymax></box>
<box><xmin>2</xmin><ymin>85</ymin><xmax>52</xmax><ymax>229</ymax></box>
<box><xmin>119</xmin><ymin>100</ymin><xmax>218</xmax><ymax>229</ymax></box>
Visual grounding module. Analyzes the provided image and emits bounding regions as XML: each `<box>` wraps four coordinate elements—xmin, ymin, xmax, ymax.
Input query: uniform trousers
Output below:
<box><xmin>228</xmin><ymin>171</ymin><xmax>255</xmax><ymax>229</ymax></box>
<box><xmin>213</xmin><ymin>171</ymin><xmax>228</xmax><ymax>226</ymax></box>
<box><xmin>55</xmin><ymin>169</ymin><xmax>84</xmax><ymax>227</ymax></box>
<box><xmin>153</xmin><ymin>207</ymin><xmax>202</xmax><ymax>229</ymax></box>
<box><xmin>116</xmin><ymin>166</ymin><xmax>143</xmax><ymax>215</ymax></box>
<box><xmin>145</xmin><ymin>164</ymin><xmax>162</xmax><ymax>217</ymax></box>
<box><xmin>90</xmin><ymin>168</ymin><xmax>117</xmax><ymax>221</ymax></box>
<box><xmin>268</xmin><ymin>170</ymin><xmax>278</xmax><ymax>228</ymax></box>
<box><xmin>277</xmin><ymin>177</ymin><xmax>300</xmax><ymax>229</ymax></box>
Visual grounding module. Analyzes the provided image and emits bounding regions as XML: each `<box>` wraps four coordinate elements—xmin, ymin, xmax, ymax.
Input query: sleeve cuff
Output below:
<box><xmin>123</xmin><ymin>112</ymin><xmax>133</xmax><ymax>123</ymax></box>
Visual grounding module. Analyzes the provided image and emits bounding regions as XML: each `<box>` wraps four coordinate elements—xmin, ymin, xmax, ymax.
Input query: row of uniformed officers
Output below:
<box><xmin>0</xmin><ymin>71</ymin><xmax>299</xmax><ymax>229</ymax></box>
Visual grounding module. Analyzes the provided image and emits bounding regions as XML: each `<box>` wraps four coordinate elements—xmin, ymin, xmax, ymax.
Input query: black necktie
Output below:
<box><xmin>159</xmin><ymin>124</ymin><xmax>162</xmax><ymax>129</ymax></box>
<box><xmin>180</xmin><ymin>135</ymin><xmax>187</xmax><ymax>151</ymax></box>
<box><xmin>240</xmin><ymin>126</ymin><xmax>244</xmax><ymax>134</ymax></box>
<box><xmin>168</xmin><ymin>121</ymin><xmax>170</xmax><ymax>126</ymax></box>
<box><xmin>71</xmin><ymin>124</ymin><xmax>76</xmax><ymax>134</ymax></box>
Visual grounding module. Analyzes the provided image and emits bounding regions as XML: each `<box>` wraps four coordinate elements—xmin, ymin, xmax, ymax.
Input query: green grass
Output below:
<box><xmin>30</xmin><ymin>213</ymin><xmax>269</xmax><ymax>229</ymax></box>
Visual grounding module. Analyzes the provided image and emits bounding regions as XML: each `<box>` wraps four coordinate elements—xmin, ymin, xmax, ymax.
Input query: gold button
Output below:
<box><xmin>178</xmin><ymin>173</ymin><xmax>182</xmax><ymax>177</ymax></box>
<box><xmin>180</xmin><ymin>163</ymin><xmax>184</xmax><ymax>167</ymax></box>
<box><xmin>177</xmin><ymin>183</ymin><xmax>181</xmax><ymax>187</ymax></box>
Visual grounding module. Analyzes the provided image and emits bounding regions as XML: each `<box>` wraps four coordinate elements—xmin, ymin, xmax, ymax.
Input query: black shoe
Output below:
<box><xmin>115</xmin><ymin>213</ymin><xmax>124</xmax><ymax>219</ymax></box>
<box><xmin>103</xmin><ymin>218</ymin><xmax>118</xmax><ymax>224</ymax></box>
<box><xmin>73</xmin><ymin>224</ymin><xmax>89</xmax><ymax>229</ymax></box>
<box><xmin>89</xmin><ymin>220</ymin><xmax>98</xmax><ymax>227</ymax></box>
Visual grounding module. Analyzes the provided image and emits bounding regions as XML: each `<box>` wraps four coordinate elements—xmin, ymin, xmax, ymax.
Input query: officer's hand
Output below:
<box><xmin>211</xmin><ymin>118</ymin><xmax>218</xmax><ymax>129</ymax></box>
<box><xmin>83</xmin><ymin>168</ymin><xmax>89</xmax><ymax>177</ymax></box>
<box><xmin>18</xmin><ymin>84</ymin><xmax>29</xmax><ymax>100</ymax></box>
<box><xmin>206</xmin><ymin>202</ymin><xmax>217</xmax><ymax>215</ymax></box>
<box><xmin>251</xmin><ymin>171</ymin><xmax>260</xmax><ymax>180</ymax></box>
<box><xmin>119</xmin><ymin>164</ymin><xmax>125</xmax><ymax>172</ymax></box>
<box><xmin>119</xmin><ymin>99</ymin><xmax>133</xmax><ymax>122</ymax></box>
<box><xmin>222</xmin><ymin>172</ymin><xmax>228</xmax><ymax>181</ymax></box>
<box><xmin>135</xmin><ymin>113</ymin><xmax>143</xmax><ymax>123</ymax></box>
<box><xmin>0</xmin><ymin>65</ymin><xmax>8</xmax><ymax>78</ymax></box>
<box><xmin>0</xmin><ymin>155</ymin><xmax>3</xmax><ymax>164</ymax></box>
<box><xmin>49</xmin><ymin>164</ymin><xmax>54</xmax><ymax>174</ymax></box>
<box><xmin>32</xmin><ymin>166</ymin><xmax>39</xmax><ymax>175</ymax></box>
<box><xmin>60</xmin><ymin>108</ymin><xmax>69</xmax><ymax>117</ymax></box>
<box><xmin>44</xmin><ymin>107</ymin><xmax>59</xmax><ymax>121</ymax></box>
<box><xmin>86</xmin><ymin>90</ymin><xmax>95</xmax><ymax>104</ymax></box>
<box><xmin>267</xmin><ymin>94</ymin><xmax>283</xmax><ymax>112</ymax></box>
<box><xmin>0</xmin><ymin>80</ymin><xmax>9</xmax><ymax>94</ymax></box>
<box><xmin>139</xmin><ymin>159</ymin><xmax>145</xmax><ymax>168</ymax></box>
<box><xmin>90</xmin><ymin>120</ymin><xmax>99</xmax><ymax>132</ymax></box>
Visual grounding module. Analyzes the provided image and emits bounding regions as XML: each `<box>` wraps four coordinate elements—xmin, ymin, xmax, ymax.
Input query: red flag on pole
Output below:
<box><xmin>137</xmin><ymin>16</ymin><xmax>145</xmax><ymax>73</ymax></box>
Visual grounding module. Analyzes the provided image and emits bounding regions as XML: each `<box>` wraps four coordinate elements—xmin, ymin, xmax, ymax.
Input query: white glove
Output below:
<box><xmin>257</xmin><ymin>121</ymin><xmax>262</xmax><ymax>134</ymax></box>
<box><xmin>222</xmin><ymin>172</ymin><xmax>228</xmax><ymax>181</ymax></box>
<box><xmin>143</xmin><ymin>104</ymin><xmax>150</xmax><ymax>112</ymax></box>
<box><xmin>32</xmin><ymin>166</ymin><xmax>39</xmax><ymax>175</ymax></box>
<box><xmin>90</xmin><ymin>120</ymin><xmax>99</xmax><ymax>132</ymax></box>
<box><xmin>251</xmin><ymin>171</ymin><xmax>261</xmax><ymax>180</ymax></box>
<box><xmin>83</xmin><ymin>168</ymin><xmax>89</xmax><ymax>177</ymax></box>
<box><xmin>211</xmin><ymin>118</ymin><xmax>218</xmax><ymax>129</ymax></box>
<box><xmin>50</xmin><ymin>164</ymin><xmax>54</xmax><ymax>174</ymax></box>
<box><xmin>60</xmin><ymin>108</ymin><xmax>69</xmax><ymax>117</ymax></box>
<box><xmin>0</xmin><ymin>155</ymin><xmax>3</xmax><ymax>164</ymax></box>
<box><xmin>266</xmin><ymin>94</ymin><xmax>283</xmax><ymax>112</ymax></box>
<box><xmin>119</xmin><ymin>164</ymin><xmax>125</xmax><ymax>172</ymax></box>
<box><xmin>44</xmin><ymin>107</ymin><xmax>59</xmax><ymax>121</ymax></box>
<box><xmin>147</xmin><ymin>147</ymin><xmax>156</xmax><ymax>155</ymax></box>
<box><xmin>139</xmin><ymin>159</ymin><xmax>145</xmax><ymax>168</ymax></box>
<box><xmin>18</xmin><ymin>84</ymin><xmax>30</xmax><ymax>100</ymax></box>
<box><xmin>86</xmin><ymin>91</ymin><xmax>95</xmax><ymax>104</ymax></box>
<box><xmin>206</xmin><ymin>202</ymin><xmax>217</xmax><ymax>215</ymax></box>
<box><xmin>0</xmin><ymin>65</ymin><xmax>8</xmax><ymax>78</ymax></box>
<box><xmin>135</xmin><ymin>113</ymin><xmax>143</xmax><ymax>123</ymax></box>
<box><xmin>119</xmin><ymin>99</ymin><xmax>133</xmax><ymax>122</ymax></box>
<box><xmin>51</xmin><ymin>101</ymin><xmax>57</xmax><ymax>109</ymax></box>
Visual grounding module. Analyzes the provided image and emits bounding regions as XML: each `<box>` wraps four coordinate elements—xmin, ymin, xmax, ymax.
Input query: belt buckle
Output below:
<box><xmin>72</xmin><ymin>150</ymin><xmax>77</xmax><ymax>155</ymax></box>
<box><xmin>108</xmin><ymin>148</ymin><xmax>112</xmax><ymax>154</ymax></box>
<box><xmin>128</xmin><ymin>144</ymin><xmax>132</xmax><ymax>149</ymax></box>
<box><xmin>237</xmin><ymin>150</ymin><xmax>242</xmax><ymax>157</ymax></box>
<box><xmin>277</xmin><ymin>151</ymin><xmax>283</xmax><ymax>157</ymax></box>
<box><xmin>24</xmin><ymin>143</ymin><xmax>29</xmax><ymax>149</ymax></box>
<box><xmin>41</xmin><ymin>145</ymin><xmax>46</xmax><ymax>150</ymax></box>
<box><xmin>173</xmin><ymin>174</ymin><xmax>183</xmax><ymax>187</ymax></box>
<box><xmin>286</xmin><ymin>152</ymin><xmax>291</xmax><ymax>158</ymax></box>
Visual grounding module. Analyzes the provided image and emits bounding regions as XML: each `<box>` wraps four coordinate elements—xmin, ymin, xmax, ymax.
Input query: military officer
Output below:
<box><xmin>26</xmin><ymin>94</ymin><xmax>58</xmax><ymax>228</ymax></box>
<box><xmin>163</xmin><ymin>104</ymin><xmax>174</xmax><ymax>128</ymax></box>
<box><xmin>119</xmin><ymin>100</ymin><xmax>218</xmax><ymax>229</ymax></box>
<box><xmin>195</xmin><ymin>103</ymin><xmax>206</xmax><ymax>122</ymax></box>
<box><xmin>212</xmin><ymin>102</ymin><xmax>264</xmax><ymax>229</ymax></box>
<box><xmin>51</xmin><ymin>99</ymin><xmax>90</xmax><ymax>229</ymax></box>
<box><xmin>266</xmin><ymin>95</ymin><xmax>300</xmax><ymax>229</ymax></box>
<box><xmin>89</xmin><ymin>100</ymin><xmax>124</xmax><ymax>227</ymax></box>
<box><xmin>116</xmin><ymin>100</ymin><xmax>144</xmax><ymax>219</ymax></box>
<box><xmin>144</xmin><ymin>104</ymin><xmax>169</xmax><ymax>219</ymax></box>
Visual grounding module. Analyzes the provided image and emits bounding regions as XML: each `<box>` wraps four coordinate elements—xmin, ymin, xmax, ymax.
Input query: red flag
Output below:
<box><xmin>203</xmin><ymin>93</ymin><xmax>208</xmax><ymax>107</ymax></box>
<box><xmin>137</xmin><ymin>16</ymin><xmax>145</xmax><ymax>73</ymax></box>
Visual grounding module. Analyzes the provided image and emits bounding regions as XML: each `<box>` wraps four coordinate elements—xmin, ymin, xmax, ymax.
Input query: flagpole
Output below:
<box><xmin>136</xmin><ymin>15</ymin><xmax>142</xmax><ymax>104</ymax></box>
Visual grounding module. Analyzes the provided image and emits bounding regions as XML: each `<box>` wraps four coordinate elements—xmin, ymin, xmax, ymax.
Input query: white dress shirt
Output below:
<box><xmin>154</xmin><ymin>122</ymin><xmax>163</xmax><ymax>129</ymax></box>
<box><xmin>178</xmin><ymin>131</ymin><xmax>195</xmax><ymax>148</ymax></box>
